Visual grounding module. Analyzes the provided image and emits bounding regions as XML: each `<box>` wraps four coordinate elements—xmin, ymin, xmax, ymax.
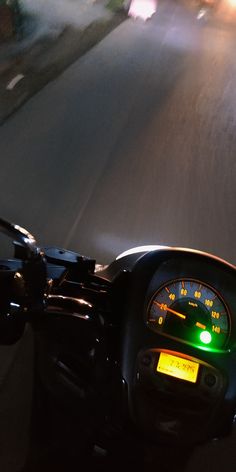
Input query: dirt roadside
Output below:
<box><xmin>0</xmin><ymin>9</ymin><xmax>127</xmax><ymax>126</ymax></box>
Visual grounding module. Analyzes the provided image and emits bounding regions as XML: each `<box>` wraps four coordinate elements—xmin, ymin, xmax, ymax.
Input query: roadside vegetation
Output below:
<box><xmin>0</xmin><ymin>0</ymin><xmax>126</xmax><ymax>44</ymax></box>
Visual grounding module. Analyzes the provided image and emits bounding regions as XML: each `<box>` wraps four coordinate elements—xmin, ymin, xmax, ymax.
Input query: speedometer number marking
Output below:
<box><xmin>212</xmin><ymin>325</ymin><xmax>221</xmax><ymax>334</ymax></box>
<box><xmin>159</xmin><ymin>303</ymin><xmax>167</xmax><ymax>311</ymax></box>
<box><xmin>205</xmin><ymin>299</ymin><xmax>213</xmax><ymax>307</ymax></box>
<box><xmin>181</xmin><ymin>288</ymin><xmax>188</xmax><ymax>296</ymax></box>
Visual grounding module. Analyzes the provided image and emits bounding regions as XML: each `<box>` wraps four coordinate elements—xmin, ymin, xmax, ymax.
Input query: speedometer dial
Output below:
<box><xmin>147</xmin><ymin>280</ymin><xmax>230</xmax><ymax>351</ymax></box>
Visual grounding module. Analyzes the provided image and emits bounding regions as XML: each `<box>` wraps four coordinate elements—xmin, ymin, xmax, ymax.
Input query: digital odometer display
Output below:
<box><xmin>157</xmin><ymin>352</ymin><xmax>199</xmax><ymax>383</ymax></box>
<box><xmin>147</xmin><ymin>279</ymin><xmax>230</xmax><ymax>351</ymax></box>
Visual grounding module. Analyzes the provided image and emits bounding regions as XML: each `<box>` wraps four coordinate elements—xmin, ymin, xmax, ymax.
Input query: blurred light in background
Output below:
<box><xmin>128</xmin><ymin>0</ymin><xmax>157</xmax><ymax>20</ymax></box>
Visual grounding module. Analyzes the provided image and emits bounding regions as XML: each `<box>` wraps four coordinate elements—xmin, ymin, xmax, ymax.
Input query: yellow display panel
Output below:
<box><xmin>157</xmin><ymin>352</ymin><xmax>199</xmax><ymax>383</ymax></box>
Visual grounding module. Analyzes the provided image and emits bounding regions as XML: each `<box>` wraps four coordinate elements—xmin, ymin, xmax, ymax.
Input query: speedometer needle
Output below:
<box><xmin>153</xmin><ymin>301</ymin><xmax>207</xmax><ymax>330</ymax></box>
<box><xmin>154</xmin><ymin>301</ymin><xmax>186</xmax><ymax>319</ymax></box>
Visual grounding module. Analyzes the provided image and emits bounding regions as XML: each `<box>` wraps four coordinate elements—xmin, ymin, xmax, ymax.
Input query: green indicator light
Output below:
<box><xmin>200</xmin><ymin>331</ymin><xmax>212</xmax><ymax>345</ymax></box>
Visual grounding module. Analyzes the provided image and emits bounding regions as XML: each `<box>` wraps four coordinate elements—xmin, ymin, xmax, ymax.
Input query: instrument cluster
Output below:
<box><xmin>144</xmin><ymin>250</ymin><xmax>236</xmax><ymax>355</ymax></box>
<box><xmin>147</xmin><ymin>278</ymin><xmax>230</xmax><ymax>352</ymax></box>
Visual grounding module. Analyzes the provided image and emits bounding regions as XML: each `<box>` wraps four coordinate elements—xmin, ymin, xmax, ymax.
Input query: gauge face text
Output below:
<box><xmin>147</xmin><ymin>280</ymin><xmax>230</xmax><ymax>350</ymax></box>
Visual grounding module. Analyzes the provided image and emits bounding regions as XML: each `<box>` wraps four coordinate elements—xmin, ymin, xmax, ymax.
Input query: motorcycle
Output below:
<box><xmin>0</xmin><ymin>217</ymin><xmax>236</xmax><ymax>472</ymax></box>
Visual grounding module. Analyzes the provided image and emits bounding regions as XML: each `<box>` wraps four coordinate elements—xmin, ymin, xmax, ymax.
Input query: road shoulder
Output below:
<box><xmin>0</xmin><ymin>10</ymin><xmax>127</xmax><ymax>126</ymax></box>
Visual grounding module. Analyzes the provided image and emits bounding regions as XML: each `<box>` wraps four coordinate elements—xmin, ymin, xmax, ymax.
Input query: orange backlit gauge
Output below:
<box><xmin>147</xmin><ymin>279</ymin><xmax>230</xmax><ymax>351</ymax></box>
<box><xmin>157</xmin><ymin>352</ymin><xmax>199</xmax><ymax>383</ymax></box>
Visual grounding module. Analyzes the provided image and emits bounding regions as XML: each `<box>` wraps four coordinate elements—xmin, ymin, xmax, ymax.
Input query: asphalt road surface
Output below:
<box><xmin>0</xmin><ymin>0</ymin><xmax>236</xmax><ymax>268</ymax></box>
